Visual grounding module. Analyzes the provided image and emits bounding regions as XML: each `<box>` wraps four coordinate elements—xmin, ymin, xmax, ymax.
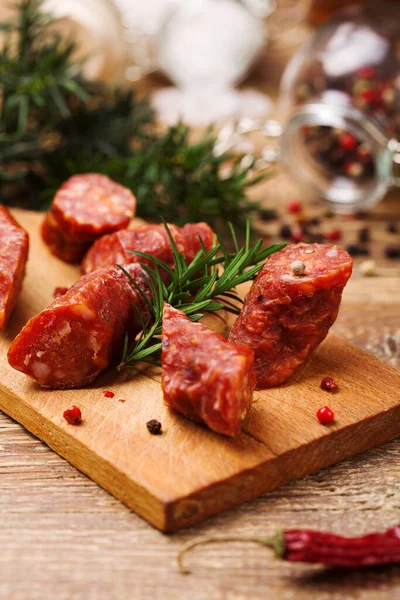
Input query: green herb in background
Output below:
<box><xmin>0</xmin><ymin>0</ymin><xmax>267</xmax><ymax>231</ymax></box>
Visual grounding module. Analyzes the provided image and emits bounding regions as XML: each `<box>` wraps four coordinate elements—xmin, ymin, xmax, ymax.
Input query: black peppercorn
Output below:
<box><xmin>387</xmin><ymin>222</ymin><xmax>399</xmax><ymax>234</ymax></box>
<box><xmin>358</xmin><ymin>227</ymin><xmax>370</xmax><ymax>243</ymax></box>
<box><xmin>146</xmin><ymin>419</ymin><xmax>162</xmax><ymax>435</ymax></box>
<box><xmin>259</xmin><ymin>208</ymin><xmax>278</xmax><ymax>222</ymax></box>
<box><xmin>346</xmin><ymin>244</ymin><xmax>370</xmax><ymax>257</ymax></box>
<box><xmin>385</xmin><ymin>246</ymin><xmax>400</xmax><ymax>259</ymax></box>
<box><xmin>279</xmin><ymin>224</ymin><xmax>292</xmax><ymax>239</ymax></box>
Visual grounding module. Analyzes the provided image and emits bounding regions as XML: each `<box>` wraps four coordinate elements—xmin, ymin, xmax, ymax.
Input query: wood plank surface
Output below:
<box><xmin>1</xmin><ymin>209</ymin><xmax>400</xmax><ymax>536</ymax></box>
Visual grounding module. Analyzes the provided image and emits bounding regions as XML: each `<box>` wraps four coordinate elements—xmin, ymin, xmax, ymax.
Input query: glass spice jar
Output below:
<box><xmin>279</xmin><ymin>2</ymin><xmax>400</xmax><ymax>213</ymax></box>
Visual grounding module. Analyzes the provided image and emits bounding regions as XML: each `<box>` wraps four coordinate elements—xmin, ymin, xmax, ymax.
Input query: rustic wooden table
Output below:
<box><xmin>1</xmin><ymin>9</ymin><xmax>400</xmax><ymax>600</ymax></box>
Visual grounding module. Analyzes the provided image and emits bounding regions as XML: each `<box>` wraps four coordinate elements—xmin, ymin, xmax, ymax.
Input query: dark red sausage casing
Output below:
<box><xmin>7</xmin><ymin>263</ymin><xmax>151</xmax><ymax>389</ymax></box>
<box><xmin>162</xmin><ymin>304</ymin><xmax>255</xmax><ymax>437</ymax></box>
<box><xmin>81</xmin><ymin>222</ymin><xmax>214</xmax><ymax>274</ymax></box>
<box><xmin>229</xmin><ymin>243</ymin><xmax>353</xmax><ymax>389</ymax></box>
<box><xmin>0</xmin><ymin>207</ymin><xmax>29</xmax><ymax>329</ymax></box>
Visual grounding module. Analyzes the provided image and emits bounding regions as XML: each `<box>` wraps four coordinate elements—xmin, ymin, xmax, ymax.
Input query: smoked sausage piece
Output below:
<box><xmin>229</xmin><ymin>243</ymin><xmax>353</xmax><ymax>389</ymax></box>
<box><xmin>0</xmin><ymin>206</ymin><xmax>29</xmax><ymax>329</ymax></box>
<box><xmin>7</xmin><ymin>263</ymin><xmax>151</xmax><ymax>389</ymax></box>
<box><xmin>42</xmin><ymin>174</ymin><xmax>136</xmax><ymax>263</ymax></box>
<box><xmin>81</xmin><ymin>223</ymin><xmax>185</xmax><ymax>274</ymax></box>
<box><xmin>81</xmin><ymin>222</ymin><xmax>214</xmax><ymax>274</ymax></box>
<box><xmin>162</xmin><ymin>304</ymin><xmax>255</xmax><ymax>437</ymax></box>
<box><xmin>51</xmin><ymin>173</ymin><xmax>136</xmax><ymax>239</ymax></box>
<box><xmin>41</xmin><ymin>211</ymin><xmax>91</xmax><ymax>264</ymax></box>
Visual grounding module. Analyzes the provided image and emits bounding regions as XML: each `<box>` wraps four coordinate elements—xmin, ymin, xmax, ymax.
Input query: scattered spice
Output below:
<box><xmin>103</xmin><ymin>390</ymin><xmax>115</xmax><ymax>398</ymax></box>
<box><xmin>338</xmin><ymin>132</ymin><xmax>358</xmax><ymax>151</ymax></box>
<box><xmin>178</xmin><ymin>525</ymin><xmax>400</xmax><ymax>573</ymax></box>
<box><xmin>320</xmin><ymin>376</ymin><xmax>338</xmax><ymax>391</ymax></box>
<box><xmin>385</xmin><ymin>246</ymin><xmax>400</xmax><ymax>259</ymax></box>
<box><xmin>316</xmin><ymin>406</ymin><xmax>335</xmax><ymax>424</ymax></box>
<box><xmin>387</xmin><ymin>222</ymin><xmax>399</xmax><ymax>234</ymax></box>
<box><xmin>288</xmin><ymin>201</ymin><xmax>302</xmax><ymax>214</ymax></box>
<box><xmin>258</xmin><ymin>208</ymin><xmax>278</xmax><ymax>222</ymax></box>
<box><xmin>308</xmin><ymin>217</ymin><xmax>321</xmax><ymax>226</ymax></box>
<box><xmin>346</xmin><ymin>244</ymin><xmax>370</xmax><ymax>257</ymax></box>
<box><xmin>279</xmin><ymin>224</ymin><xmax>292</xmax><ymax>240</ymax></box>
<box><xmin>63</xmin><ymin>405</ymin><xmax>82</xmax><ymax>425</ymax></box>
<box><xmin>291</xmin><ymin>230</ymin><xmax>304</xmax><ymax>244</ymax></box>
<box><xmin>119</xmin><ymin>399</ymin><xmax>126</xmax><ymax>403</ymax></box>
<box><xmin>325</xmin><ymin>228</ymin><xmax>342</xmax><ymax>242</ymax></box>
<box><xmin>53</xmin><ymin>286</ymin><xmax>69</xmax><ymax>298</ymax></box>
<box><xmin>147</xmin><ymin>419</ymin><xmax>162</xmax><ymax>435</ymax></box>
<box><xmin>358</xmin><ymin>227</ymin><xmax>371</xmax><ymax>243</ymax></box>
<box><xmin>359</xmin><ymin>259</ymin><xmax>377</xmax><ymax>277</ymax></box>
<box><xmin>307</xmin><ymin>232</ymin><xmax>325</xmax><ymax>244</ymax></box>
<box><xmin>291</xmin><ymin>260</ymin><xmax>306</xmax><ymax>276</ymax></box>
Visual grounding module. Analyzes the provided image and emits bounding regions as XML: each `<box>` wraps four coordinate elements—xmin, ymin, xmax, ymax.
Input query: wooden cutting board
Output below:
<box><xmin>1</xmin><ymin>209</ymin><xmax>400</xmax><ymax>532</ymax></box>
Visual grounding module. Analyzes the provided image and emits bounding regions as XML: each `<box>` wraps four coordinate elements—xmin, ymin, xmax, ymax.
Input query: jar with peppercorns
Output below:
<box><xmin>279</xmin><ymin>2</ymin><xmax>400</xmax><ymax>213</ymax></box>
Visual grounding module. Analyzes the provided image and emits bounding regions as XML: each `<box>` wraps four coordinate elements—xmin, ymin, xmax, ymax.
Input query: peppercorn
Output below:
<box><xmin>291</xmin><ymin>231</ymin><xmax>304</xmax><ymax>244</ymax></box>
<box><xmin>359</xmin><ymin>259</ymin><xmax>377</xmax><ymax>277</ymax></box>
<box><xmin>291</xmin><ymin>260</ymin><xmax>306</xmax><ymax>276</ymax></box>
<box><xmin>308</xmin><ymin>217</ymin><xmax>321</xmax><ymax>226</ymax></box>
<box><xmin>320</xmin><ymin>376</ymin><xmax>338</xmax><ymax>392</ymax></box>
<box><xmin>288</xmin><ymin>201</ymin><xmax>302</xmax><ymax>214</ymax></box>
<box><xmin>346</xmin><ymin>244</ymin><xmax>370</xmax><ymax>257</ymax></box>
<box><xmin>387</xmin><ymin>222</ymin><xmax>399</xmax><ymax>234</ymax></box>
<box><xmin>338</xmin><ymin>132</ymin><xmax>357</xmax><ymax>151</ymax></box>
<box><xmin>63</xmin><ymin>405</ymin><xmax>82</xmax><ymax>425</ymax></box>
<box><xmin>147</xmin><ymin>419</ymin><xmax>162</xmax><ymax>435</ymax></box>
<box><xmin>358</xmin><ymin>227</ymin><xmax>370</xmax><ymax>243</ymax></box>
<box><xmin>279</xmin><ymin>224</ymin><xmax>292</xmax><ymax>240</ymax></box>
<box><xmin>316</xmin><ymin>406</ymin><xmax>335</xmax><ymax>424</ymax></box>
<box><xmin>325</xmin><ymin>228</ymin><xmax>342</xmax><ymax>242</ymax></box>
<box><xmin>385</xmin><ymin>246</ymin><xmax>400</xmax><ymax>259</ymax></box>
<box><xmin>258</xmin><ymin>208</ymin><xmax>278</xmax><ymax>222</ymax></box>
<box><xmin>307</xmin><ymin>233</ymin><xmax>325</xmax><ymax>244</ymax></box>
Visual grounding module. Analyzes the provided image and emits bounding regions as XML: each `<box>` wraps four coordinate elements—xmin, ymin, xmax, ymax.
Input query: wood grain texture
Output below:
<box><xmin>0</xmin><ymin>209</ymin><xmax>400</xmax><ymax>537</ymax></box>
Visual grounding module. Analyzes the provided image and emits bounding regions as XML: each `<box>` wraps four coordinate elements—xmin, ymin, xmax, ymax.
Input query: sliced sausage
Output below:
<box><xmin>7</xmin><ymin>263</ymin><xmax>151</xmax><ymax>389</ymax></box>
<box><xmin>42</xmin><ymin>174</ymin><xmax>136</xmax><ymax>263</ymax></box>
<box><xmin>162</xmin><ymin>304</ymin><xmax>255</xmax><ymax>437</ymax></box>
<box><xmin>0</xmin><ymin>206</ymin><xmax>29</xmax><ymax>329</ymax></box>
<box><xmin>51</xmin><ymin>173</ymin><xmax>136</xmax><ymax>238</ymax></box>
<box><xmin>229</xmin><ymin>243</ymin><xmax>353</xmax><ymax>389</ymax></box>
<box><xmin>81</xmin><ymin>222</ymin><xmax>214</xmax><ymax>274</ymax></box>
<box><xmin>41</xmin><ymin>211</ymin><xmax>91</xmax><ymax>264</ymax></box>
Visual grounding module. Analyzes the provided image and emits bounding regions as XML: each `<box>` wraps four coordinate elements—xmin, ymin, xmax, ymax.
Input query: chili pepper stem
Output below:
<box><xmin>177</xmin><ymin>531</ymin><xmax>285</xmax><ymax>574</ymax></box>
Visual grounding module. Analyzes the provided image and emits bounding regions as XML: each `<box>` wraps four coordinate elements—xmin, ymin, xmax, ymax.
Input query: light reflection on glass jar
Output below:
<box><xmin>280</xmin><ymin>3</ymin><xmax>400</xmax><ymax>213</ymax></box>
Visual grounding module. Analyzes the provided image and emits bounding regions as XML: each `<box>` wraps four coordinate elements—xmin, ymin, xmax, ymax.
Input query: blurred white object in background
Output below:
<box><xmin>42</xmin><ymin>0</ymin><xmax>128</xmax><ymax>82</ymax></box>
<box><xmin>152</xmin><ymin>0</ymin><xmax>273</xmax><ymax>125</ymax></box>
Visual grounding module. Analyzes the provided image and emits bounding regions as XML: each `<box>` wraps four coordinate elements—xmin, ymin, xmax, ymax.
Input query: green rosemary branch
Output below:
<box><xmin>118</xmin><ymin>221</ymin><xmax>285</xmax><ymax>369</ymax></box>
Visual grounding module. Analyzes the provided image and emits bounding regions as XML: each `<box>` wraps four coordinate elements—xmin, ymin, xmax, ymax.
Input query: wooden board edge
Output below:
<box><xmin>0</xmin><ymin>384</ymin><xmax>168</xmax><ymax>531</ymax></box>
<box><xmin>163</xmin><ymin>403</ymin><xmax>400</xmax><ymax>531</ymax></box>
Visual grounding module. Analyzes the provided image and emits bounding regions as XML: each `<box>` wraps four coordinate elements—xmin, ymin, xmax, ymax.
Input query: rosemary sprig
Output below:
<box><xmin>118</xmin><ymin>221</ymin><xmax>285</xmax><ymax>369</ymax></box>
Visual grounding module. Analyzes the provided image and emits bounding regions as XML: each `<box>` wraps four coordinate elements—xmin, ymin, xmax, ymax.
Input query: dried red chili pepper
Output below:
<box><xmin>178</xmin><ymin>526</ymin><xmax>400</xmax><ymax>574</ymax></box>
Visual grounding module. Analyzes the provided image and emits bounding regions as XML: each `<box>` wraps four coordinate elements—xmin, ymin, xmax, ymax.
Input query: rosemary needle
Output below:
<box><xmin>118</xmin><ymin>220</ymin><xmax>285</xmax><ymax>369</ymax></box>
